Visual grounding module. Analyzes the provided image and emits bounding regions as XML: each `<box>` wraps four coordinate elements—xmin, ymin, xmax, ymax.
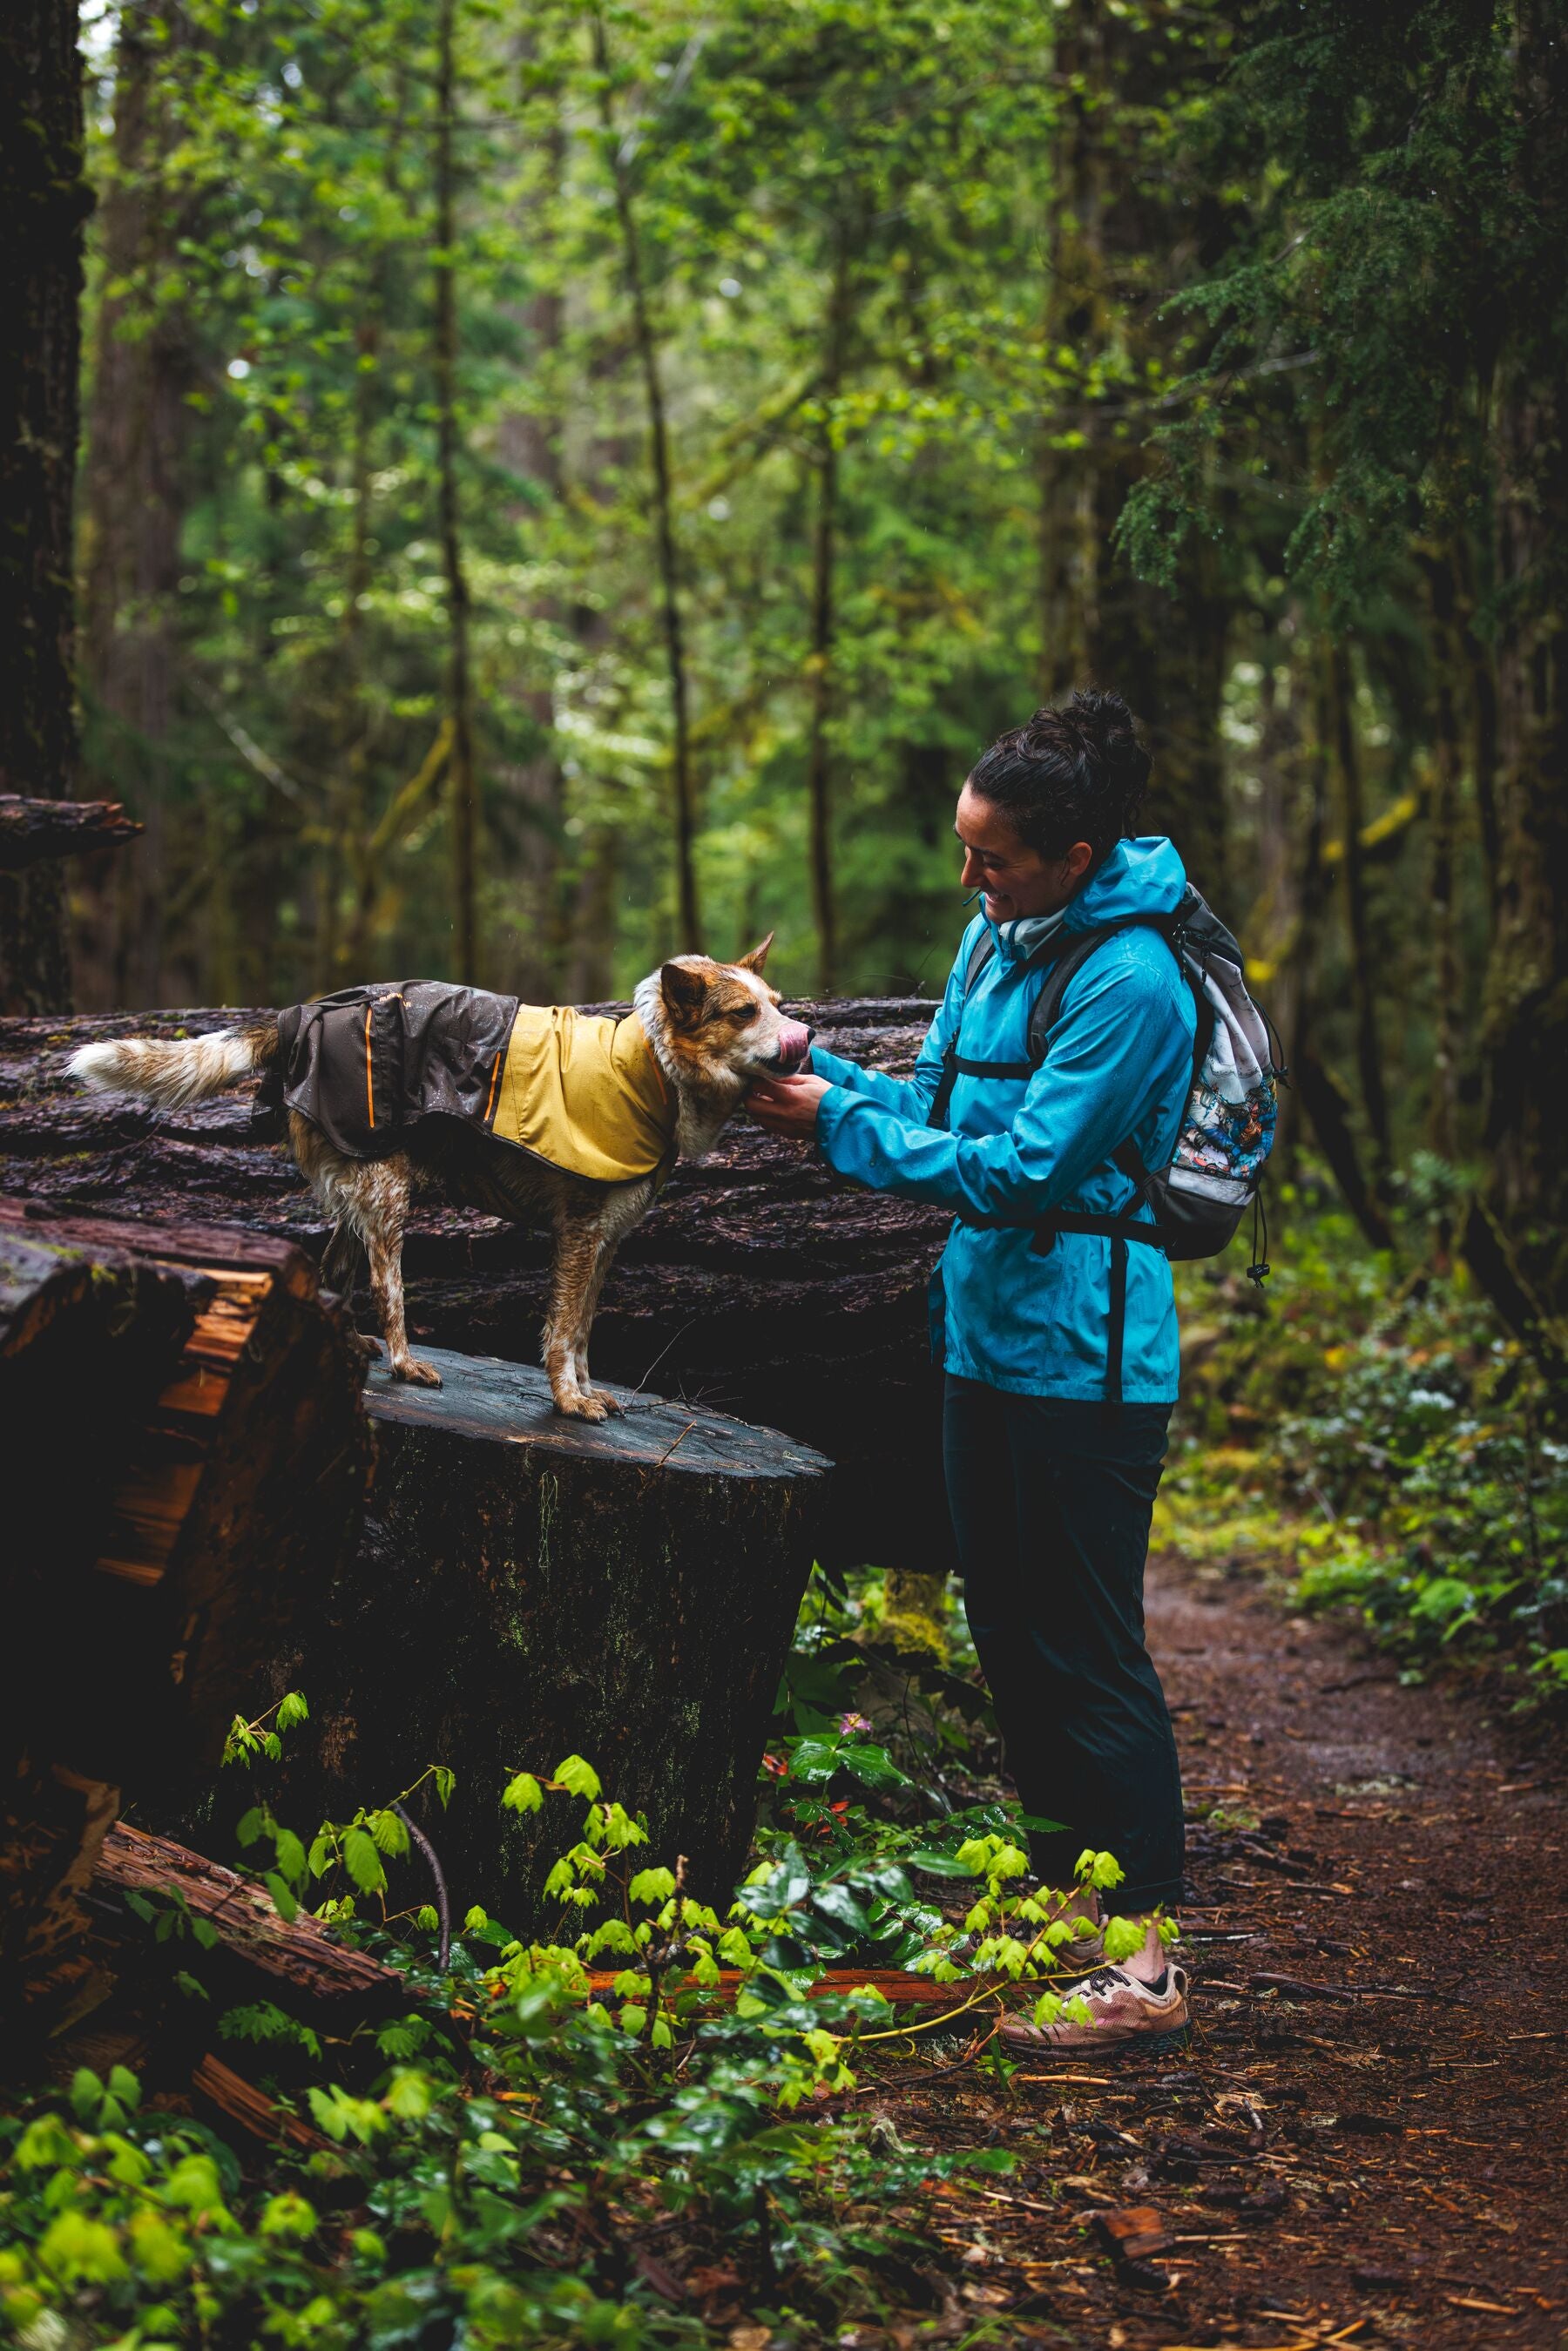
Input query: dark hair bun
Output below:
<box><xmin>968</xmin><ymin>686</ymin><xmax>1152</xmax><ymax>868</ymax></box>
<box><xmin>1060</xmin><ymin>689</ymin><xmax>1152</xmax><ymax>798</ymax></box>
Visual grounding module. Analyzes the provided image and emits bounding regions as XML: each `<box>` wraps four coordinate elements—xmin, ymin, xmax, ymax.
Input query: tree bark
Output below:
<box><xmin>262</xmin><ymin>1348</ymin><xmax>827</xmax><ymax>1924</ymax></box>
<box><xmin>0</xmin><ymin>1202</ymin><xmax>372</xmax><ymax>2029</ymax></box>
<box><xmin>435</xmin><ymin>0</ymin><xmax>480</xmax><ymax>984</ymax></box>
<box><xmin>2</xmin><ymin>996</ymin><xmax>956</xmax><ymax>1583</ymax></box>
<box><xmin>94</xmin><ymin>1824</ymin><xmax>403</xmax><ymax>2021</ymax></box>
<box><xmin>0</xmin><ymin>0</ymin><xmax>91</xmax><ymax>1014</ymax></box>
<box><xmin>593</xmin><ymin>15</ymin><xmax>700</xmax><ymax>951</ymax></box>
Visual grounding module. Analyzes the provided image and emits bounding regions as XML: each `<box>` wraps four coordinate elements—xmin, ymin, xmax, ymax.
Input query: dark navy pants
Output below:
<box><xmin>943</xmin><ymin>1375</ymin><xmax>1184</xmax><ymax>1912</ymax></box>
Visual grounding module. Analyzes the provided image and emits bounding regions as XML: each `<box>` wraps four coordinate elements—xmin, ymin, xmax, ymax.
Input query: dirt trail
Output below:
<box><xmin>870</xmin><ymin>1555</ymin><xmax>1568</xmax><ymax>2350</ymax></box>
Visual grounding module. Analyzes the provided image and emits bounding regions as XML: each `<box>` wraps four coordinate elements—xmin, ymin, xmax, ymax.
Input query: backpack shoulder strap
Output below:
<box><xmin>1024</xmin><ymin>920</ymin><xmax>1146</xmax><ymax>1064</ymax></box>
<box><xmin>927</xmin><ymin>923</ymin><xmax>997</xmax><ymax>1131</ymax></box>
<box><xmin>963</xmin><ymin>928</ymin><xmax>995</xmax><ymax>996</ymax></box>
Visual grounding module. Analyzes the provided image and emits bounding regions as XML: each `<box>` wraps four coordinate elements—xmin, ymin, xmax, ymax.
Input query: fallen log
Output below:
<box><xmin>0</xmin><ymin>996</ymin><xmax>954</xmax><ymax>1578</ymax></box>
<box><xmin>94</xmin><ymin>1822</ymin><xmax>404</xmax><ymax>2021</ymax></box>
<box><xmin>262</xmin><ymin>1347</ymin><xmax>830</xmax><ymax>1927</ymax></box>
<box><xmin>0</xmin><ymin>794</ymin><xmax>142</xmax><ymax>870</ymax></box>
<box><xmin>0</xmin><ymin>1202</ymin><xmax>372</xmax><ymax>2031</ymax></box>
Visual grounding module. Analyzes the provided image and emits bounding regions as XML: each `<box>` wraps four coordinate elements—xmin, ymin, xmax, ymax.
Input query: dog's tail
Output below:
<box><xmin>67</xmin><ymin>1022</ymin><xmax>278</xmax><ymax>1111</ymax></box>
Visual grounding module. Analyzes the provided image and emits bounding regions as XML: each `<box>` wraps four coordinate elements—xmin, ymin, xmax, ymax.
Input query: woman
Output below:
<box><xmin>747</xmin><ymin>690</ymin><xmax>1193</xmax><ymax>2049</ymax></box>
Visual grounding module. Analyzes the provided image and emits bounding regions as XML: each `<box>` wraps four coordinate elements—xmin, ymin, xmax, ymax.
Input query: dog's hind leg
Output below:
<box><xmin>328</xmin><ymin>1153</ymin><xmax>441</xmax><ymax>1388</ymax></box>
<box><xmin>320</xmin><ymin>1217</ymin><xmax>365</xmax><ymax>1297</ymax></box>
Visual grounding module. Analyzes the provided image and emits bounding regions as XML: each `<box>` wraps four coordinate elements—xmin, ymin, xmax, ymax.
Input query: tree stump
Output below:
<box><xmin>0</xmin><ymin>1202</ymin><xmax>372</xmax><ymax>2033</ymax></box>
<box><xmin>1</xmin><ymin>996</ymin><xmax>954</xmax><ymax>1578</ymax></box>
<box><xmin>264</xmin><ymin>1347</ymin><xmax>830</xmax><ymax>1927</ymax></box>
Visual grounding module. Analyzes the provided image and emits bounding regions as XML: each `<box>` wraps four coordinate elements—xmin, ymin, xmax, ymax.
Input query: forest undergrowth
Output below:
<box><xmin>1166</xmin><ymin>1192</ymin><xmax>1568</xmax><ymax>1706</ymax></box>
<box><xmin>0</xmin><ymin>1604</ymin><xmax>1152</xmax><ymax>2348</ymax></box>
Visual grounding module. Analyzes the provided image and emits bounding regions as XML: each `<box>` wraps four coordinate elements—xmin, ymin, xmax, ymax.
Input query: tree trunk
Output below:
<box><xmin>0</xmin><ymin>0</ymin><xmax>90</xmax><ymax>1014</ymax></box>
<box><xmin>1467</xmin><ymin>0</ymin><xmax>1568</xmax><ymax>1361</ymax></box>
<box><xmin>262</xmin><ymin>1348</ymin><xmax>827</xmax><ymax>1923</ymax></box>
<box><xmin>1328</xmin><ymin>641</ymin><xmax>1392</xmax><ymax>1190</ymax></box>
<box><xmin>3</xmin><ymin>996</ymin><xmax>956</xmax><ymax>1584</ymax></box>
<box><xmin>1421</xmin><ymin>557</ymin><xmax>1464</xmax><ymax>1174</ymax></box>
<box><xmin>1044</xmin><ymin>0</ymin><xmax>1230</xmax><ymax>887</ymax></box>
<box><xmin>0</xmin><ymin>1202</ymin><xmax>372</xmax><ymax>2030</ymax></box>
<box><xmin>435</xmin><ymin>0</ymin><xmax>479</xmax><ymax>984</ymax></box>
<box><xmin>1293</xmin><ymin>662</ymin><xmax>1396</xmax><ymax>1252</ymax></box>
<box><xmin>593</xmin><ymin>16</ymin><xmax>700</xmax><ymax>952</ymax></box>
<box><xmin>805</xmin><ymin>236</ymin><xmax>854</xmax><ymax>995</ymax></box>
<box><xmin>78</xmin><ymin>4</ymin><xmax>193</xmax><ymax>1013</ymax></box>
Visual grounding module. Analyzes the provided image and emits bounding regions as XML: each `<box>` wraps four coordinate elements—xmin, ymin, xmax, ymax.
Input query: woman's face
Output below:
<box><xmin>955</xmin><ymin>781</ymin><xmax>1092</xmax><ymax>922</ymax></box>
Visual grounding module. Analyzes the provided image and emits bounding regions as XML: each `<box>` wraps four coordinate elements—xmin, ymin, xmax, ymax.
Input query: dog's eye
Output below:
<box><xmin>731</xmin><ymin>1003</ymin><xmax>760</xmax><ymax>1024</ymax></box>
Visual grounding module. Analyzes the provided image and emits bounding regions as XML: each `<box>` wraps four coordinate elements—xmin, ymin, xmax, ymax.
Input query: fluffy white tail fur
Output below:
<box><xmin>67</xmin><ymin>1030</ymin><xmax>264</xmax><ymax>1111</ymax></box>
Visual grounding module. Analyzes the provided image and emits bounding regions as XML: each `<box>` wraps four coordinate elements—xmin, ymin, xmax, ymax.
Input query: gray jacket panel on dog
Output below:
<box><xmin>265</xmin><ymin>982</ymin><xmax>520</xmax><ymax>1160</ymax></box>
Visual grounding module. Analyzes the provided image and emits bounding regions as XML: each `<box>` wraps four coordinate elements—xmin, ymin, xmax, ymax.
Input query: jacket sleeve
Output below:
<box><xmin>806</xmin><ymin>931</ymin><xmax>970</xmax><ymax>1125</ymax></box>
<box><xmin>815</xmin><ymin>940</ymin><xmax>1190</xmax><ymax>1218</ymax></box>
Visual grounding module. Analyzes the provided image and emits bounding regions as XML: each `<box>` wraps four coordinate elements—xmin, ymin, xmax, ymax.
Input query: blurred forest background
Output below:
<box><xmin>2</xmin><ymin>0</ymin><xmax>1565</xmax><ymax>1363</ymax></box>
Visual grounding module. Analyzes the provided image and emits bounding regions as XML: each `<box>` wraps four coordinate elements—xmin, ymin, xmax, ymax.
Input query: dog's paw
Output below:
<box><xmin>553</xmin><ymin>1390</ymin><xmax>609</xmax><ymax>1422</ymax></box>
<box><xmin>394</xmin><ymin>1356</ymin><xmax>443</xmax><ymax>1388</ymax></box>
<box><xmin>581</xmin><ymin>1386</ymin><xmax>624</xmax><ymax>1417</ymax></box>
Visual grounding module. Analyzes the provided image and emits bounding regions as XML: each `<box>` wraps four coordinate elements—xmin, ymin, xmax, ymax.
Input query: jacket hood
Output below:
<box><xmin>1064</xmin><ymin>834</ymin><xmax>1186</xmax><ymax>933</ymax></box>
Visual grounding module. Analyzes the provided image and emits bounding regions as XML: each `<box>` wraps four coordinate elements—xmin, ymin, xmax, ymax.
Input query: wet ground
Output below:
<box><xmin>847</xmin><ymin>1553</ymin><xmax>1568</xmax><ymax>2350</ymax></box>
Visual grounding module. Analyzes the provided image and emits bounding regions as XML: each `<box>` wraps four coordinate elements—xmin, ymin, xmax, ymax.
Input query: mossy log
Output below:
<box><xmin>1</xmin><ymin>996</ymin><xmax>955</xmax><ymax>1577</ymax></box>
<box><xmin>260</xmin><ymin>1347</ymin><xmax>830</xmax><ymax>1927</ymax></box>
<box><xmin>0</xmin><ymin>1202</ymin><xmax>372</xmax><ymax>2031</ymax></box>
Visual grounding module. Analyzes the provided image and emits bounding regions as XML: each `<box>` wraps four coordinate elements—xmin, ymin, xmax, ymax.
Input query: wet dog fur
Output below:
<box><xmin>67</xmin><ymin>941</ymin><xmax>804</xmax><ymax>1422</ymax></box>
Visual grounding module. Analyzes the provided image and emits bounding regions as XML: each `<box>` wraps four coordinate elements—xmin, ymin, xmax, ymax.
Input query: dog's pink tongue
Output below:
<box><xmin>775</xmin><ymin>1019</ymin><xmax>813</xmax><ymax>1075</ymax></box>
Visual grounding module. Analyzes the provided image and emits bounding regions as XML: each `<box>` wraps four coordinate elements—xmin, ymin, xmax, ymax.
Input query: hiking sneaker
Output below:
<box><xmin>1001</xmin><ymin>1962</ymin><xmax>1191</xmax><ymax>2053</ymax></box>
<box><xmin>1037</xmin><ymin>1899</ymin><xmax>1106</xmax><ymax>1975</ymax></box>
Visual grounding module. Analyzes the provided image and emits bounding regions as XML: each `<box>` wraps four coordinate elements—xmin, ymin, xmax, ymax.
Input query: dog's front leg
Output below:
<box><xmin>571</xmin><ymin>1178</ymin><xmax>655</xmax><ymax>1414</ymax></box>
<box><xmin>543</xmin><ymin>1216</ymin><xmax>606</xmax><ymax>1421</ymax></box>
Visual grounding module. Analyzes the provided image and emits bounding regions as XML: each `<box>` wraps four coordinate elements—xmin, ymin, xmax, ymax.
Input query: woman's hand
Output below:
<box><xmin>745</xmin><ymin>1072</ymin><xmax>830</xmax><ymax>1139</ymax></box>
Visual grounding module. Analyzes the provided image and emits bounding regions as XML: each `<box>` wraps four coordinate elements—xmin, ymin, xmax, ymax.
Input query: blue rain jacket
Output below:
<box><xmin>811</xmin><ymin>836</ymin><xmax>1197</xmax><ymax>1402</ymax></box>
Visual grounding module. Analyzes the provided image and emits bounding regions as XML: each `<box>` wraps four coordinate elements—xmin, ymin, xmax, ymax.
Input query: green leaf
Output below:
<box><xmin>553</xmin><ymin>1754</ymin><xmax>601</xmax><ymax>1800</ymax></box>
<box><xmin>276</xmin><ymin>1691</ymin><xmax>310</xmax><ymax>1729</ymax></box>
<box><xmin>502</xmin><ymin>1771</ymin><xmax>544</xmax><ymax>1814</ymax></box>
<box><xmin>343</xmin><ymin>1825</ymin><xmax>388</xmax><ymax>1896</ymax></box>
<box><xmin>273</xmin><ymin>1827</ymin><xmax>308</xmax><ymax>1885</ymax></box>
<box><xmin>784</xmin><ymin>1736</ymin><xmax>838</xmax><ymax>1784</ymax></box>
<box><xmin>260</xmin><ymin>2192</ymin><xmax>317</xmax><ymax>2240</ymax></box>
<box><xmin>839</xmin><ymin>1742</ymin><xmax>912</xmax><ymax>1792</ymax></box>
<box><xmin>627</xmin><ymin>1866</ymin><xmax>677</xmax><ymax>1906</ymax></box>
<box><xmin>367</xmin><ymin>1807</ymin><xmax>410</xmax><ymax>1858</ymax></box>
<box><xmin>265</xmin><ymin>1872</ymin><xmax>299</xmax><ymax>1924</ymax></box>
<box><xmin>906</xmin><ymin>1850</ymin><xmax>979</xmax><ymax>1878</ymax></box>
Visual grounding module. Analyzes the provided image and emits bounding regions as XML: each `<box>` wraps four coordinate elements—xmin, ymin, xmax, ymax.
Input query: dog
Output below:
<box><xmin>66</xmin><ymin>941</ymin><xmax>810</xmax><ymax>1422</ymax></box>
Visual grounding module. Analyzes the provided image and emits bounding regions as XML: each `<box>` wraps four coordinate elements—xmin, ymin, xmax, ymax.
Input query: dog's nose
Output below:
<box><xmin>774</xmin><ymin>1019</ymin><xmax>813</xmax><ymax>1075</ymax></box>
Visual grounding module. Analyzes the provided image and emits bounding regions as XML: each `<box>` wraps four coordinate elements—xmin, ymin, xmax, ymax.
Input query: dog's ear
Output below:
<box><xmin>736</xmin><ymin>932</ymin><xmax>774</xmax><ymax>973</ymax></box>
<box><xmin>659</xmin><ymin>959</ymin><xmax>709</xmax><ymax>1028</ymax></box>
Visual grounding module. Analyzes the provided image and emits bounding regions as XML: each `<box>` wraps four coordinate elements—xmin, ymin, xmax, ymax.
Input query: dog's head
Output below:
<box><xmin>654</xmin><ymin>936</ymin><xmax>812</xmax><ymax>1091</ymax></box>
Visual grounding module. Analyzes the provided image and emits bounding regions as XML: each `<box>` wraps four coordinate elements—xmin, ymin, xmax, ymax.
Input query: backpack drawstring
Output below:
<box><xmin>1247</xmin><ymin>1184</ymin><xmax>1272</xmax><ymax>1289</ymax></box>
